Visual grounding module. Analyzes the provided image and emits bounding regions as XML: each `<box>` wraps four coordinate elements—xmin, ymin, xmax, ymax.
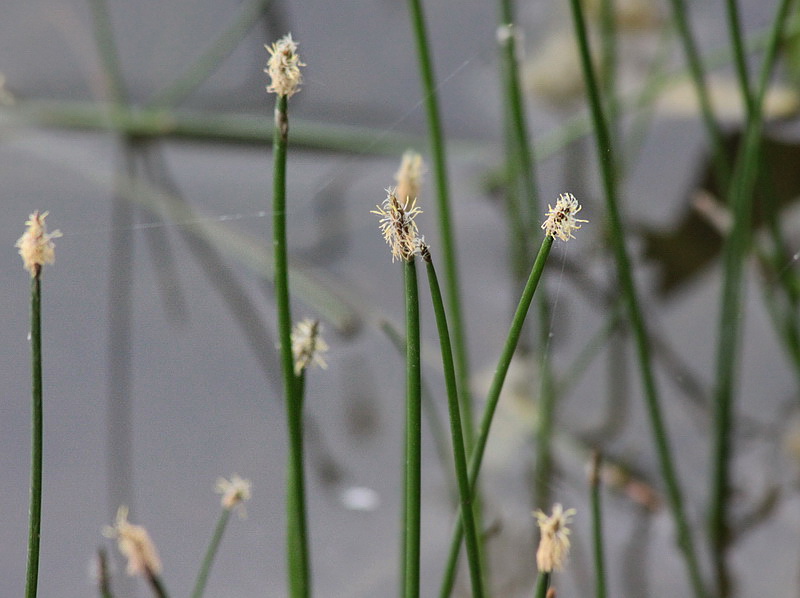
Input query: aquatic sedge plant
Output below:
<box><xmin>439</xmin><ymin>193</ymin><xmax>585</xmax><ymax>598</ymax></box>
<box><xmin>533</xmin><ymin>503</ymin><xmax>576</xmax><ymax>598</ymax></box>
<box><xmin>103</xmin><ymin>506</ymin><xmax>169</xmax><ymax>598</ymax></box>
<box><xmin>265</xmin><ymin>33</ymin><xmax>311</xmax><ymax>598</ymax></box>
<box><xmin>16</xmin><ymin>210</ymin><xmax>60</xmax><ymax>598</ymax></box>
<box><xmin>373</xmin><ymin>188</ymin><xmax>424</xmax><ymax>598</ymax></box>
<box><xmin>191</xmin><ymin>475</ymin><xmax>253</xmax><ymax>598</ymax></box>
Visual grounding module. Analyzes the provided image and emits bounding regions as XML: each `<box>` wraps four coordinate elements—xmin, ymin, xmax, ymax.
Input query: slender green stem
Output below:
<box><xmin>708</xmin><ymin>1</ymin><xmax>795</xmax><ymax>594</ymax></box>
<box><xmin>498</xmin><ymin>0</ymin><xmax>539</xmax><ymax>234</ymax></box>
<box><xmin>439</xmin><ymin>235</ymin><xmax>554</xmax><ymax>598</ymax></box>
<box><xmin>86</xmin><ymin>0</ymin><xmax>128</xmax><ymax>103</ymax></box>
<box><xmin>533</xmin><ymin>572</ymin><xmax>550</xmax><ymax>598</ymax></box>
<box><xmin>272</xmin><ymin>93</ymin><xmax>310</xmax><ymax>598</ymax></box>
<box><xmin>724</xmin><ymin>0</ymin><xmax>755</xmax><ymax>117</ymax></box>
<box><xmin>664</xmin><ymin>0</ymin><xmax>730</xmax><ymax>185</ymax></box>
<box><xmin>147</xmin><ymin>0</ymin><xmax>272</xmax><ymax>107</ymax></box>
<box><xmin>589</xmin><ymin>453</ymin><xmax>607</xmax><ymax>598</ymax></box>
<box><xmin>565</xmin><ymin>0</ymin><xmax>707</xmax><ymax>596</ymax></box>
<box><xmin>403</xmin><ymin>259</ymin><xmax>422</xmax><ymax>598</ymax></box>
<box><xmin>96</xmin><ymin>549</ymin><xmax>114</xmax><ymax>598</ymax></box>
<box><xmin>191</xmin><ymin>509</ymin><xmax>232</xmax><ymax>598</ymax></box>
<box><xmin>406</xmin><ymin>0</ymin><xmax>475</xmax><ymax>452</ymax></box>
<box><xmin>25</xmin><ymin>274</ymin><xmax>43</xmax><ymax>598</ymax></box>
<box><xmin>145</xmin><ymin>571</ymin><xmax>171</xmax><ymax>598</ymax></box>
<box><xmin>423</xmin><ymin>254</ymin><xmax>485</xmax><ymax>598</ymax></box>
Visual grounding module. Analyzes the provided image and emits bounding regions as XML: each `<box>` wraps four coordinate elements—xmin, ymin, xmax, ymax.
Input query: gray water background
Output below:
<box><xmin>1</xmin><ymin>0</ymin><xmax>798</xmax><ymax>596</ymax></box>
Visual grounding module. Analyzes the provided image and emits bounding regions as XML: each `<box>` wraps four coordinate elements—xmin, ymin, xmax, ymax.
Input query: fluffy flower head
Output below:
<box><xmin>372</xmin><ymin>188</ymin><xmax>424</xmax><ymax>262</ymax></box>
<box><xmin>533</xmin><ymin>503</ymin><xmax>576</xmax><ymax>573</ymax></box>
<box><xmin>16</xmin><ymin>210</ymin><xmax>61</xmax><ymax>277</ymax></box>
<box><xmin>291</xmin><ymin>318</ymin><xmax>329</xmax><ymax>376</ymax></box>
<box><xmin>541</xmin><ymin>192</ymin><xmax>587</xmax><ymax>242</ymax></box>
<box><xmin>215</xmin><ymin>474</ymin><xmax>252</xmax><ymax>517</ymax></box>
<box><xmin>103</xmin><ymin>506</ymin><xmax>162</xmax><ymax>577</ymax></box>
<box><xmin>265</xmin><ymin>33</ymin><xmax>305</xmax><ymax>97</ymax></box>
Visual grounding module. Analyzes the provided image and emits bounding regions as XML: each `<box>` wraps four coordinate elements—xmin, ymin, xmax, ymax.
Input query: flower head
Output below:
<box><xmin>265</xmin><ymin>33</ymin><xmax>305</xmax><ymax>97</ymax></box>
<box><xmin>16</xmin><ymin>210</ymin><xmax>61</xmax><ymax>277</ymax></box>
<box><xmin>102</xmin><ymin>506</ymin><xmax>162</xmax><ymax>577</ymax></box>
<box><xmin>541</xmin><ymin>192</ymin><xmax>587</xmax><ymax>242</ymax></box>
<box><xmin>394</xmin><ymin>151</ymin><xmax>425</xmax><ymax>205</ymax></box>
<box><xmin>372</xmin><ymin>188</ymin><xmax>424</xmax><ymax>262</ymax></box>
<box><xmin>291</xmin><ymin>318</ymin><xmax>329</xmax><ymax>376</ymax></box>
<box><xmin>533</xmin><ymin>503</ymin><xmax>576</xmax><ymax>573</ymax></box>
<box><xmin>215</xmin><ymin>474</ymin><xmax>252</xmax><ymax>517</ymax></box>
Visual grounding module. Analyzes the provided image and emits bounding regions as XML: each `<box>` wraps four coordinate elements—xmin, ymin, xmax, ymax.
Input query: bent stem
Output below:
<box><xmin>190</xmin><ymin>509</ymin><xmax>232</xmax><ymax>598</ymax></box>
<box><xmin>25</xmin><ymin>274</ymin><xmax>43</xmax><ymax>598</ymax></box>
<box><xmin>566</xmin><ymin>0</ymin><xmax>707</xmax><ymax>596</ymax></box>
<box><xmin>439</xmin><ymin>235</ymin><xmax>554</xmax><ymax>598</ymax></box>
<box><xmin>403</xmin><ymin>259</ymin><xmax>422</xmax><ymax>598</ymax></box>
<box><xmin>272</xmin><ymin>93</ymin><xmax>310</xmax><ymax>598</ymax></box>
<box><xmin>423</xmin><ymin>254</ymin><xmax>485</xmax><ymax>598</ymax></box>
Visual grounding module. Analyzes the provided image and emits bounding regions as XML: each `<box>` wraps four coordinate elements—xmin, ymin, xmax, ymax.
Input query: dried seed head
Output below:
<box><xmin>541</xmin><ymin>193</ymin><xmax>587</xmax><ymax>242</ymax></box>
<box><xmin>394</xmin><ymin>151</ymin><xmax>425</xmax><ymax>205</ymax></box>
<box><xmin>291</xmin><ymin>318</ymin><xmax>329</xmax><ymax>375</ymax></box>
<box><xmin>102</xmin><ymin>506</ymin><xmax>162</xmax><ymax>577</ymax></box>
<box><xmin>533</xmin><ymin>503</ymin><xmax>576</xmax><ymax>573</ymax></box>
<box><xmin>16</xmin><ymin>210</ymin><xmax>61</xmax><ymax>277</ymax></box>
<box><xmin>372</xmin><ymin>188</ymin><xmax>424</xmax><ymax>262</ymax></box>
<box><xmin>215</xmin><ymin>474</ymin><xmax>252</xmax><ymax>518</ymax></box>
<box><xmin>265</xmin><ymin>33</ymin><xmax>305</xmax><ymax>97</ymax></box>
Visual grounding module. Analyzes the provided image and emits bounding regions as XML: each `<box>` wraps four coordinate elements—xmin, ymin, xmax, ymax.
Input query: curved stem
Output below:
<box><xmin>191</xmin><ymin>509</ymin><xmax>232</xmax><ymax>598</ymax></box>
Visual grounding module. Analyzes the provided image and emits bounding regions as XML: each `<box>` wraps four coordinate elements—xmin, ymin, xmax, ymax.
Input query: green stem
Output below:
<box><xmin>590</xmin><ymin>453</ymin><xmax>607</xmax><ymax>598</ymax></box>
<box><xmin>191</xmin><ymin>509</ymin><xmax>232</xmax><ymax>598</ymax></box>
<box><xmin>439</xmin><ymin>235</ymin><xmax>554</xmax><ymax>598</ymax></box>
<box><xmin>145</xmin><ymin>571</ymin><xmax>171</xmax><ymax>598</ymax></box>
<box><xmin>25</xmin><ymin>274</ymin><xmax>43</xmax><ymax>598</ymax></box>
<box><xmin>147</xmin><ymin>0</ymin><xmax>273</xmax><ymax>107</ymax></box>
<box><xmin>96</xmin><ymin>549</ymin><xmax>115</xmax><ymax>598</ymax></box>
<box><xmin>565</xmin><ymin>0</ymin><xmax>708</xmax><ymax>596</ymax></box>
<box><xmin>272</xmin><ymin>93</ymin><xmax>310</xmax><ymax>598</ymax></box>
<box><xmin>403</xmin><ymin>259</ymin><xmax>422</xmax><ymax>598</ymax></box>
<box><xmin>708</xmin><ymin>1</ymin><xmax>795</xmax><ymax>594</ymax></box>
<box><xmin>406</xmin><ymin>0</ymin><xmax>475</xmax><ymax>452</ymax></box>
<box><xmin>664</xmin><ymin>0</ymin><xmax>730</xmax><ymax>186</ymax></box>
<box><xmin>423</xmin><ymin>255</ymin><xmax>485</xmax><ymax>598</ymax></box>
<box><xmin>533</xmin><ymin>572</ymin><xmax>550</xmax><ymax>598</ymax></box>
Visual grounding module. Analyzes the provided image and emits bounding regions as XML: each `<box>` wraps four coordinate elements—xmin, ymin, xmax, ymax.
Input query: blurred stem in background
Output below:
<box><xmin>405</xmin><ymin>0</ymin><xmax>476</xmax><ymax>455</ymax></box>
<box><xmin>708</xmin><ymin>0</ymin><xmax>795</xmax><ymax>594</ymax></box>
<box><xmin>565</xmin><ymin>0</ymin><xmax>708</xmax><ymax>596</ymax></box>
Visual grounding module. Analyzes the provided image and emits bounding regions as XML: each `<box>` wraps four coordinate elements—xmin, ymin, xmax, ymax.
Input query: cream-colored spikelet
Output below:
<box><xmin>372</xmin><ymin>187</ymin><xmax>424</xmax><ymax>262</ymax></box>
<box><xmin>533</xmin><ymin>503</ymin><xmax>576</xmax><ymax>573</ymax></box>
<box><xmin>215</xmin><ymin>474</ymin><xmax>252</xmax><ymax>518</ymax></box>
<box><xmin>265</xmin><ymin>33</ymin><xmax>305</xmax><ymax>97</ymax></box>
<box><xmin>103</xmin><ymin>506</ymin><xmax>162</xmax><ymax>577</ymax></box>
<box><xmin>541</xmin><ymin>193</ymin><xmax>587</xmax><ymax>242</ymax></box>
<box><xmin>16</xmin><ymin>210</ymin><xmax>61</xmax><ymax>277</ymax></box>
<box><xmin>291</xmin><ymin>318</ymin><xmax>329</xmax><ymax>376</ymax></box>
<box><xmin>394</xmin><ymin>151</ymin><xmax>425</xmax><ymax>205</ymax></box>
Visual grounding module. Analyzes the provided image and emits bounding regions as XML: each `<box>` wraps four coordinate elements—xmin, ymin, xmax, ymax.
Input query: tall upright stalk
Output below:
<box><xmin>403</xmin><ymin>259</ymin><xmax>422</xmax><ymax>598</ymax></box>
<box><xmin>25</xmin><ymin>273</ymin><xmax>43</xmax><ymax>598</ymax></box>
<box><xmin>405</xmin><ymin>0</ymin><xmax>475</xmax><ymax>450</ymax></box>
<box><xmin>565</xmin><ymin>0</ymin><xmax>707</xmax><ymax>596</ymax></box>
<box><xmin>272</xmin><ymin>90</ymin><xmax>310</xmax><ymax>598</ymax></box>
<box><xmin>708</xmin><ymin>1</ymin><xmax>795</xmax><ymax>594</ymax></box>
